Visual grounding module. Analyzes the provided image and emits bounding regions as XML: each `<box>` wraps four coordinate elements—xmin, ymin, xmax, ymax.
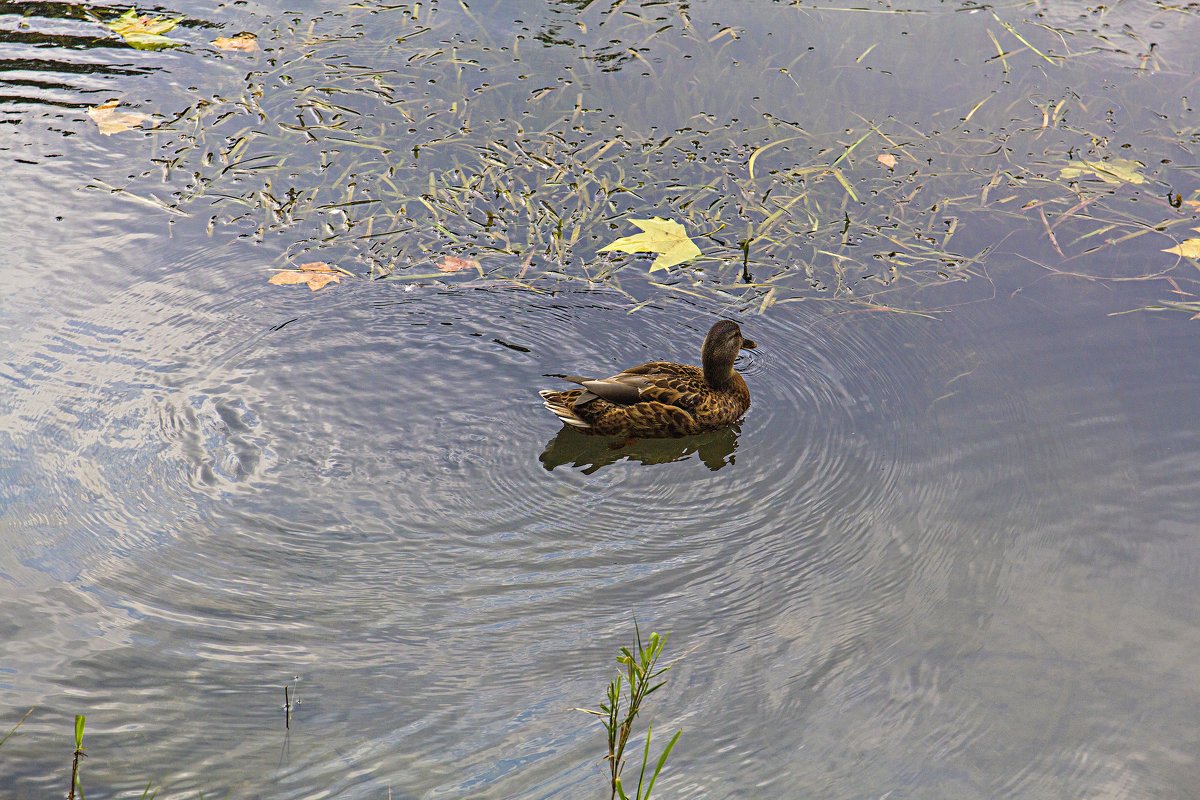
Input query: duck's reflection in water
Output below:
<box><xmin>539</xmin><ymin>424</ymin><xmax>742</xmax><ymax>474</ymax></box>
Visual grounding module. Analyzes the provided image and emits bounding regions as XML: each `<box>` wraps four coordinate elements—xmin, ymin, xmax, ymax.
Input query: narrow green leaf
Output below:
<box><xmin>830</xmin><ymin>168</ymin><xmax>859</xmax><ymax>203</ymax></box>
<box><xmin>642</xmin><ymin>728</ymin><xmax>683</xmax><ymax>800</ymax></box>
<box><xmin>748</xmin><ymin>135</ymin><xmax>805</xmax><ymax>181</ymax></box>
<box><xmin>991</xmin><ymin>11</ymin><xmax>1061</xmax><ymax>66</ymax></box>
<box><xmin>74</xmin><ymin>715</ymin><xmax>86</xmax><ymax>750</ymax></box>
<box><xmin>830</xmin><ymin>130</ymin><xmax>872</xmax><ymax>168</ymax></box>
<box><xmin>634</xmin><ymin>723</ymin><xmax>654</xmax><ymax>799</ymax></box>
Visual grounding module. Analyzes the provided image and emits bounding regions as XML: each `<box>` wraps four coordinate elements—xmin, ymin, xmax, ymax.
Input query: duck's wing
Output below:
<box><xmin>562</xmin><ymin>362</ymin><xmax>706</xmax><ymax>410</ymax></box>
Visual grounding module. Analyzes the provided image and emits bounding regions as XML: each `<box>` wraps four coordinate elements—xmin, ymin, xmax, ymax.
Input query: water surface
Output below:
<box><xmin>3</xmin><ymin>1</ymin><xmax>1200</xmax><ymax>798</ymax></box>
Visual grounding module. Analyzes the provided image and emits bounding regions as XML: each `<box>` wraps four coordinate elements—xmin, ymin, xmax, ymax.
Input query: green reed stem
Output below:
<box><xmin>577</xmin><ymin>624</ymin><xmax>682</xmax><ymax>800</ymax></box>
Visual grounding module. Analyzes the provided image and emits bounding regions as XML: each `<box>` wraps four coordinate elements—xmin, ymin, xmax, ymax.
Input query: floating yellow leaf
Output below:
<box><xmin>437</xmin><ymin>255</ymin><xmax>481</xmax><ymax>273</ymax></box>
<box><xmin>877</xmin><ymin>153</ymin><xmax>897</xmax><ymax>169</ymax></box>
<box><xmin>268</xmin><ymin>262</ymin><xmax>341</xmax><ymax>291</ymax></box>
<box><xmin>1162</xmin><ymin>239</ymin><xmax>1200</xmax><ymax>259</ymax></box>
<box><xmin>104</xmin><ymin>8</ymin><xmax>183</xmax><ymax>50</ymax></box>
<box><xmin>212</xmin><ymin>33</ymin><xmax>259</xmax><ymax>52</ymax></box>
<box><xmin>86</xmin><ymin>100</ymin><xmax>152</xmax><ymax>135</ymax></box>
<box><xmin>1059</xmin><ymin>157</ymin><xmax>1145</xmax><ymax>186</ymax></box>
<box><xmin>600</xmin><ymin>217</ymin><xmax>702</xmax><ymax>272</ymax></box>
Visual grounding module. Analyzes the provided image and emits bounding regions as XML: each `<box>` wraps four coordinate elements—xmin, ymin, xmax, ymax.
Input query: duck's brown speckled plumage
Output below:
<box><xmin>539</xmin><ymin>320</ymin><xmax>756</xmax><ymax>437</ymax></box>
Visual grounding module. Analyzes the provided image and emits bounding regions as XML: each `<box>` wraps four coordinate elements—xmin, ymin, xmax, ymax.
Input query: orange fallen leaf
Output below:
<box><xmin>212</xmin><ymin>33</ymin><xmax>259</xmax><ymax>52</ymax></box>
<box><xmin>438</xmin><ymin>255</ymin><xmax>481</xmax><ymax>273</ymax></box>
<box><xmin>87</xmin><ymin>100</ymin><xmax>152</xmax><ymax>135</ymax></box>
<box><xmin>268</xmin><ymin>261</ymin><xmax>342</xmax><ymax>291</ymax></box>
<box><xmin>877</xmin><ymin>153</ymin><xmax>897</xmax><ymax>169</ymax></box>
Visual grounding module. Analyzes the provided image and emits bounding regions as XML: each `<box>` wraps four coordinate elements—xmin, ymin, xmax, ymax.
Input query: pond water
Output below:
<box><xmin>3</xmin><ymin>1</ymin><xmax>1200</xmax><ymax>798</ymax></box>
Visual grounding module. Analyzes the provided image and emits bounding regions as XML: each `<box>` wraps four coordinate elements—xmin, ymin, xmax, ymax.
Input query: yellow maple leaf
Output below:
<box><xmin>268</xmin><ymin>261</ymin><xmax>342</xmax><ymax>291</ymax></box>
<box><xmin>212</xmin><ymin>33</ymin><xmax>259</xmax><ymax>52</ymax></box>
<box><xmin>600</xmin><ymin>217</ymin><xmax>702</xmax><ymax>272</ymax></box>
<box><xmin>1162</xmin><ymin>239</ymin><xmax>1200</xmax><ymax>259</ymax></box>
<box><xmin>86</xmin><ymin>100</ymin><xmax>152</xmax><ymax>135</ymax></box>
<box><xmin>103</xmin><ymin>9</ymin><xmax>184</xmax><ymax>50</ymax></box>
<box><xmin>1059</xmin><ymin>157</ymin><xmax>1145</xmax><ymax>186</ymax></box>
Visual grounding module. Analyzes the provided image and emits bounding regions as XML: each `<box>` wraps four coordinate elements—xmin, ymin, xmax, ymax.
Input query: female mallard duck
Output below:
<box><xmin>539</xmin><ymin>320</ymin><xmax>756</xmax><ymax>437</ymax></box>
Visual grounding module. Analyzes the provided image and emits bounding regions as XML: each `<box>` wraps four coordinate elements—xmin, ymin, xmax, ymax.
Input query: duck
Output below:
<box><xmin>539</xmin><ymin>320</ymin><xmax>756</xmax><ymax>437</ymax></box>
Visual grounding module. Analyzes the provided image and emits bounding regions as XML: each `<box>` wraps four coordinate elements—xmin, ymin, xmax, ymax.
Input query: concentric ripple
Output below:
<box><xmin>6</xmin><ymin>231</ymin><xmax>1200</xmax><ymax>799</ymax></box>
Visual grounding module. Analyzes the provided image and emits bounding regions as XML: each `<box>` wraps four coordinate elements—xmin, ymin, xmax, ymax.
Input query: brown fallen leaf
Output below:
<box><xmin>268</xmin><ymin>261</ymin><xmax>342</xmax><ymax>291</ymax></box>
<box><xmin>87</xmin><ymin>100</ymin><xmax>152</xmax><ymax>135</ymax></box>
<box><xmin>438</xmin><ymin>255</ymin><xmax>481</xmax><ymax>273</ymax></box>
<box><xmin>877</xmin><ymin>153</ymin><xmax>897</xmax><ymax>169</ymax></box>
<box><xmin>212</xmin><ymin>33</ymin><xmax>259</xmax><ymax>52</ymax></box>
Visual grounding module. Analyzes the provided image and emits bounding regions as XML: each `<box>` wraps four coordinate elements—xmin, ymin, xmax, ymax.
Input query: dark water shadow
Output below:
<box><xmin>0</xmin><ymin>2</ymin><xmax>203</xmax><ymax>126</ymax></box>
<box><xmin>539</xmin><ymin>423</ymin><xmax>741</xmax><ymax>474</ymax></box>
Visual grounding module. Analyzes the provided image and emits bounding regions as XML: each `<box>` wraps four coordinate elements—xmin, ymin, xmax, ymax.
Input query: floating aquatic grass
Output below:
<box><xmin>77</xmin><ymin>0</ymin><xmax>1196</xmax><ymax>317</ymax></box>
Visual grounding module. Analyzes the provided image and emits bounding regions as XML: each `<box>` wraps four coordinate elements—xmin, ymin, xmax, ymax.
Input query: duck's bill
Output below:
<box><xmin>741</xmin><ymin>338</ymin><xmax>757</xmax><ymax>350</ymax></box>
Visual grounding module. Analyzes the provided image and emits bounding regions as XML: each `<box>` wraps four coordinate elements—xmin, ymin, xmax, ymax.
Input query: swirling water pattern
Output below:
<box><xmin>8</xmin><ymin>214</ymin><xmax>1199</xmax><ymax>799</ymax></box>
<box><xmin>5</xmin><ymin>1</ymin><xmax>1200</xmax><ymax>798</ymax></box>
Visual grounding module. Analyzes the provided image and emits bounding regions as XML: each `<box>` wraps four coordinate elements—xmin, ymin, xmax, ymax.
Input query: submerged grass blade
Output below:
<box><xmin>992</xmin><ymin>12</ymin><xmax>1061</xmax><ymax>66</ymax></box>
<box><xmin>0</xmin><ymin>707</ymin><xmax>34</xmax><ymax>749</ymax></box>
<box><xmin>748</xmin><ymin>135</ymin><xmax>805</xmax><ymax>181</ymax></box>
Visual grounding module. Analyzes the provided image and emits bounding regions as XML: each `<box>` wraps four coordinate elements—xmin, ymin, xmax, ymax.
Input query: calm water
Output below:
<box><xmin>3</xmin><ymin>1</ymin><xmax>1200</xmax><ymax>798</ymax></box>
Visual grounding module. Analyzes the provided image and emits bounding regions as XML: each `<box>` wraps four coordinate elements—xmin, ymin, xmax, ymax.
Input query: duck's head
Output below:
<box><xmin>702</xmin><ymin>320</ymin><xmax>756</xmax><ymax>387</ymax></box>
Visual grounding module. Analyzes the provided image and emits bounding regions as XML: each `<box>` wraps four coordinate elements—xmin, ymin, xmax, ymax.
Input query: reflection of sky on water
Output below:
<box><xmin>1</xmin><ymin>1</ymin><xmax>1200</xmax><ymax>798</ymax></box>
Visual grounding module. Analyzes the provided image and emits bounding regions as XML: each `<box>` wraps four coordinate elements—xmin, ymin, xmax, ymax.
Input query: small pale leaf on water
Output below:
<box><xmin>1162</xmin><ymin>239</ymin><xmax>1200</xmax><ymax>259</ymax></box>
<box><xmin>212</xmin><ymin>33</ymin><xmax>258</xmax><ymax>52</ymax></box>
<box><xmin>877</xmin><ymin>153</ymin><xmax>897</xmax><ymax>169</ymax></box>
<box><xmin>600</xmin><ymin>217</ymin><xmax>702</xmax><ymax>272</ymax></box>
<box><xmin>1058</xmin><ymin>157</ymin><xmax>1146</xmax><ymax>186</ymax></box>
<box><xmin>437</xmin><ymin>255</ymin><xmax>481</xmax><ymax>273</ymax></box>
<box><xmin>268</xmin><ymin>261</ymin><xmax>341</xmax><ymax>291</ymax></box>
<box><xmin>87</xmin><ymin>100</ymin><xmax>152</xmax><ymax>135</ymax></box>
<box><xmin>104</xmin><ymin>9</ymin><xmax>184</xmax><ymax>49</ymax></box>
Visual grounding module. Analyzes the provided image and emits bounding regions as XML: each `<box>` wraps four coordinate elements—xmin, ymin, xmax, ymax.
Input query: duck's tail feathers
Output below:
<box><xmin>538</xmin><ymin>390</ymin><xmax>592</xmax><ymax>429</ymax></box>
<box><xmin>542</xmin><ymin>373</ymin><xmax>592</xmax><ymax>385</ymax></box>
